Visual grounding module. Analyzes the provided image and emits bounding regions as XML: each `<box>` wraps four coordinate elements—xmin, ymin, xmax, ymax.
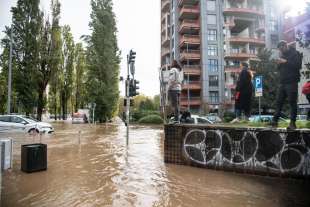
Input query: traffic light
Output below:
<box><xmin>128</xmin><ymin>79</ymin><xmax>139</xmax><ymax>97</ymax></box>
<box><xmin>134</xmin><ymin>79</ymin><xmax>139</xmax><ymax>96</ymax></box>
<box><xmin>128</xmin><ymin>50</ymin><xmax>136</xmax><ymax>64</ymax></box>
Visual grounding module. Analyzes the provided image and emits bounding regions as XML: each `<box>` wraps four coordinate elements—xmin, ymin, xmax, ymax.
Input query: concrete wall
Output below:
<box><xmin>165</xmin><ymin>124</ymin><xmax>310</xmax><ymax>178</ymax></box>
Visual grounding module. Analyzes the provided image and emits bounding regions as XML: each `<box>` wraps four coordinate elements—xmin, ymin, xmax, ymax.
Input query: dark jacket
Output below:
<box><xmin>278</xmin><ymin>47</ymin><xmax>300</xmax><ymax>84</ymax></box>
<box><xmin>235</xmin><ymin>67</ymin><xmax>253</xmax><ymax>110</ymax></box>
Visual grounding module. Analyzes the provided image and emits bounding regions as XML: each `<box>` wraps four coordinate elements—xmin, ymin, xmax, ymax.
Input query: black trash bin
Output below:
<box><xmin>21</xmin><ymin>143</ymin><xmax>47</xmax><ymax>173</ymax></box>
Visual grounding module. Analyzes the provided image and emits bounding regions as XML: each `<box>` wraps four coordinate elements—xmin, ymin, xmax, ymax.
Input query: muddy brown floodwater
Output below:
<box><xmin>1</xmin><ymin>122</ymin><xmax>310</xmax><ymax>207</ymax></box>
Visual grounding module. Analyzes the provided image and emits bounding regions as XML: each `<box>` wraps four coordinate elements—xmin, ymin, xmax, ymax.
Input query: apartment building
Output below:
<box><xmin>283</xmin><ymin>14</ymin><xmax>310</xmax><ymax>112</ymax></box>
<box><xmin>160</xmin><ymin>0</ymin><xmax>282</xmax><ymax>114</ymax></box>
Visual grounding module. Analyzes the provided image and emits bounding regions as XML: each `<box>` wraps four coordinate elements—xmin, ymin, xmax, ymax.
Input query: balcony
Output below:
<box><xmin>228</xmin><ymin>37</ymin><xmax>265</xmax><ymax>45</ymax></box>
<box><xmin>183</xmin><ymin>65</ymin><xmax>201</xmax><ymax>75</ymax></box>
<box><xmin>182</xmin><ymin>81</ymin><xmax>201</xmax><ymax>90</ymax></box>
<box><xmin>223</xmin><ymin>7</ymin><xmax>264</xmax><ymax>17</ymax></box>
<box><xmin>179</xmin><ymin>20</ymin><xmax>200</xmax><ymax>34</ymax></box>
<box><xmin>178</xmin><ymin>0</ymin><xmax>199</xmax><ymax>7</ymax></box>
<box><xmin>225</xmin><ymin>66</ymin><xmax>242</xmax><ymax>73</ymax></box>
<box><xmin>179</xmin><ymin>5</ymin><xmax>200</xmax><ymax>20</ymax></box>
<box><xmin>180</xmin><ymin>50</ymin><xmax>200</xmax><ymax>61</ymax></box>
<box><xmin>180</xmin><ymin>97</ymin><xmax>201</xmax><ymax>106</ymax></box>
<box><xmin>161</xmin><ymin>37</ymin><xmax>170</xmax><ymax>47</ymax></box>
<box><xmin>161</xmin><ymin>0</ymin><xmax>170</xmax><ymax>12</ymax></box>
<box><xmin>224</xmin><ymin>52</ymin><xmax>257</xmax><ymax>59</ymax></box>
<box><xmin>179</xmin><ymin>34</ymin><xmax>200</xmax><ymax>47</ymax></box>
<box><xmin>161</xmin><ymin>48</ymin><xmax>170</xmax><ymax>57</ymax></box>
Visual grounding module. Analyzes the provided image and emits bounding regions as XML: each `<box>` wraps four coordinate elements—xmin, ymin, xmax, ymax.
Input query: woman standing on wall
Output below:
<box><xmin>231</xmin><ymin>62</ymin><xmax>253</xmax><ymax>123</ymax></box>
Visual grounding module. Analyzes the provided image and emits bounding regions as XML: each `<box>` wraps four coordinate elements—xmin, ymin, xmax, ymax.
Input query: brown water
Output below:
<box><xmin>1</xmin><ymin>122</ymin><xmax>310</xmax><ymax>207</ymax></box>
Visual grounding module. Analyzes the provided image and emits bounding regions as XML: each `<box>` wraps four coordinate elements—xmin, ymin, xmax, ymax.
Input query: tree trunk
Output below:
<box><xmin>61</xmin><ymin>91</ymin><xmax>66</xmax><ymax>120</ymax></box>
<box><xmin>37</xmin><ymin>88</ymin><xmax>44</xmax><ymax>121</ymax></box>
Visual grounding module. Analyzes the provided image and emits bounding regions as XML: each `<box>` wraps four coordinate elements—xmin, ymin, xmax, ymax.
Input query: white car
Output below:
<box><xmin>0</xmin><ymin>115</ymin><xmax>54</xmax><ymax>134</ymax></box>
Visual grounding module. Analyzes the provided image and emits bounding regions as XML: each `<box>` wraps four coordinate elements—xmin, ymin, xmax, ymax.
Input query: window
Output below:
<box><xmin>249</xmin><ymin>46</ymin><xmax>256</xmax><ymax>55</ymax></box>
<box><xmin>231</xmin><ymin>46</ymin><xmax>239</xmax><ymax>54</ymax></box>
<box><xmin>207</xmin><ymin>0</ymin><xmax>216</xmax><ymax>11</ymax></box>
<box><xmin>207</xmin><ymin>14</ymin><xmax>217</xmax><ymax>25</ymax></box>
<box><xmin>11</xmin><ymin>116</ymin><xmax>25</xmax><ymax>123</ymax></box>
<box><xmin>208</xmin><ymin>59</ymin><xmax>218</xmax><ymax>72</ymax></box>
<box><xmin>0</xmin><ymin>116</ymin><xmax>10</xmax><ymax>122</ymax></box>
<box><xmin>208</xmin><ymin>45</ymin><xmax>218</xmax><ymax>56</ymax></box>
<box><xmin>209</xmin><ymin>75</ymin><xmax>219</xmax><ymax>87</ymax></box>
<box><xmin>208</xmin><ymin>29</ymin><xmax>217</xmax><ymax>41</ymax></box>
<box><xmin>197</xmin><ymin>118</ymin><xmax>210</xmax><ymax>124</ymax></box>
<box><xmin>209</xmin><ymin>91</ymin><xmax>219</xmax><ymax>103</ymax></box>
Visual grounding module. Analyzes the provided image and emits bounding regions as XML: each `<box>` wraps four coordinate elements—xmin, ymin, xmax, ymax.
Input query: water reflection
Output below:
<box><xmin>1</xmin><ymin>123</ymin><xmax>310</xmax><ymax>207</ymax></box>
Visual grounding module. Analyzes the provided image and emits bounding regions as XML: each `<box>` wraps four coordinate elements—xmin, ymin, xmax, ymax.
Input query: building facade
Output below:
<box><xmin>283</xmin><ymin>14</ymin><xmax>310</xmax><ymax>112</ymax></box>
<box><xmin>160</xmin><ymin>0</ymin><xmax>282</xmax><ymax>114</ymax></box>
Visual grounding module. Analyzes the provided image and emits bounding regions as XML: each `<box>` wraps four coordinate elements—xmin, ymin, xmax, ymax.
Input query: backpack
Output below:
<box><xmin>302</xmin><ymin>82</ymin><xmax>310</xmax><ymax>95</ymax></box>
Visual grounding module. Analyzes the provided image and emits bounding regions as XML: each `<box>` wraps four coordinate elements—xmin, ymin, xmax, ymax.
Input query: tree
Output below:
<box><xmin>37</xmin><ymin>14</ymin><xmax>52</xmax><ymax>120</ymax></box>
<box><xmin>250</xmin><ymin>49</ymin><xmax>279</xmax><ymax>113</ymax></box>
<box><xmin>10</xmin><ymin>0</ymin><xmax>42</xmax><ymax>115</ymax></box>
<box><xmin>60</xmin><ymin>25</ymin><xmax>74</xmax><ymax>120</ymax></box>
<box><xmin>74</xmin><ymin>43</ymin><xmax>87</xmax><ymax>112</ymax></box>
<box><xmin>86</xmin><ymin>0</ymin><xmax>120</xmax><ymax>122</ymax></box>
<box><xmin>48</xmin><ymin>0</ymin><xmax>62</xmax><ymax>120</ymax></box>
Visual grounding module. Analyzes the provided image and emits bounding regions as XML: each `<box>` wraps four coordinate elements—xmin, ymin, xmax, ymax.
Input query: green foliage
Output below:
<box><xmin>223</xmin><ymin>111</ymin><xmax>235</xmax><ymax>123</ymax></box>
<box><xmin>48</xmin><ymin>0</ymin><xmax>62</xmax><ymax>119</ymax></box>
<box><xmin>250</xmin><ymin>49</ymin><xmax>279</xmax><ymax>113</ymax></box>
<box><xmin>138</xmin><ymin>115</ymin><xmax>163</xmax><ymax>124</ymax></box>
<box><xmin>131</xmin><ymin>110</ymin><xmax>160</xmax><ymax>122</ymax></box>
<box><xmin>10</xmin><ymin>0</ymin><xmax>42</xmax><ymax>114</ymax></box>
<box><xmin>85</xmin><ymin>0</ymin><xmax>120</xmax><ymax>122</ymax></box>
<box><xmin>74</xmin><ymin>43</ymin><xmax>87</xmax><ymax>112</ymax></box>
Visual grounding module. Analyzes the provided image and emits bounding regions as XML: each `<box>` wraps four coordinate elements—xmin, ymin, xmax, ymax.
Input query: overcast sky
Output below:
<box><xmin>0</xmin><ymin>0</ymin><xmax>160</xmax><ymax>97</ymax></box>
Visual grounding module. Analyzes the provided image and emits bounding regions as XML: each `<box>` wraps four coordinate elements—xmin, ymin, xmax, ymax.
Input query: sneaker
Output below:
<box><xmin>230</xmin><ymin>118</ymin><xmax>241</xmax><ymax>124</ymax></box>
<box><xmin>287</xmin><ymin>122</ymin><xmax>297</xmax><ymax>130</ymax></box>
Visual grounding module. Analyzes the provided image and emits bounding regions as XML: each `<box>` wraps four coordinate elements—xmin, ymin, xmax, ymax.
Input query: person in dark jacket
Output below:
<box><xmin>271</xmin><ymin>40</ymin><xmax>301</xmax><ymax>130</ymax></box>
<box><xmin>231</xmin><ymin>62</ymin><xmax>253</xmax><ymax>123</ymax></box>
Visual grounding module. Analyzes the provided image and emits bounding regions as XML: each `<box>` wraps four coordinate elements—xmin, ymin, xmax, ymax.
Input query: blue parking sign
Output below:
<box><xmin>255</xmin><ymin>76</ymin><xmax>263</xmax><ymax>97</ymax></box>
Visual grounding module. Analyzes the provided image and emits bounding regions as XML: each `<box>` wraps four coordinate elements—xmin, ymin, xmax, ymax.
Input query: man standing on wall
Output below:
<box><xmin>271</xmin><ymin>40</ymin><xmax>302</xmax><ymax>130</ymax></box>
<box><xmin>168</xmin><ymin>60</ymin><xmax>183</xmax><ymax>123</ymax></box>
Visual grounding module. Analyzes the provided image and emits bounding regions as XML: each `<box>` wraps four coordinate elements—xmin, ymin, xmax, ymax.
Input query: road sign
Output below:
<box><xmin>255</xmin><ymin>76</ymin><xmax>263</xmax><ymax>97</ymax></box>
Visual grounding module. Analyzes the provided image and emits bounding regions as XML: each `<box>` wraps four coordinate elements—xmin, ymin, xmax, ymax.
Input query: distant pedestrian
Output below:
<box><xmin>271</xmin><ymin>40</ymin><xmax>303</xmax><ymax>130</ymax></box>
<box><xmin>231</xmin><ymin>62</ymin><xmax>253</xmax><ymax>123</ymax></box>
<box><xmin>168</xmin><ymin>60</ymin><xmax>183</xmax><ymax>122</ymax></box>
<box><xmin>302</xmin><ymin>80</ymin><xmax>310</xmax><ymax>120</ymax></box>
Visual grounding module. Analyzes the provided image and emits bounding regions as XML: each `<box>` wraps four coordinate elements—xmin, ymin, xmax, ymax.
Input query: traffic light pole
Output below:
<box><xmin>126</xmin><ymin>55</ymin><xmax>130</xmax><ymax>146</ymax></box>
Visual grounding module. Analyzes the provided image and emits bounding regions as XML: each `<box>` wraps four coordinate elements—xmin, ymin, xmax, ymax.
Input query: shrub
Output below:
<box><xmin>131</xmin><ymin>110</ymin><xmax>160</xmax><ymax>122</ymax></box>
<box><xmin>223</xmin><ymin>111</ymin><xmax>235</xmax><ymax>123</ymax></box>
<box><xmin>138</xmin><ymin>115</ymin><xmax>163</xmax><ymax>124</ymax></box>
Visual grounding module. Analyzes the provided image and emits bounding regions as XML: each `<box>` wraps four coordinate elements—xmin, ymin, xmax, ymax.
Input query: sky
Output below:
<box><xmin>0</xmin><ymin>0</ymin><xmax>160</xmax><ymax>97</ymax></box>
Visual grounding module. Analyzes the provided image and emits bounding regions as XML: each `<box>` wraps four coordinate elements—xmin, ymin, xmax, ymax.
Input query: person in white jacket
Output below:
<box><xmin>168</xmin><ymin>60</ymin><xmax>183</xmax><ymax>122</ymax></box>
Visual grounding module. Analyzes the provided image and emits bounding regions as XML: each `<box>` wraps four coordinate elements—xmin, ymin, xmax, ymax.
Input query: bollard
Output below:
<box><xmin>0</xmin><ymin>138</ymin><xmax>13</xmax><ymax>170</ymax></box>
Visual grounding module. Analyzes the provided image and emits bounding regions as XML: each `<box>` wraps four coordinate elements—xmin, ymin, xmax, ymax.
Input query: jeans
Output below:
<box><xmin>274</xmin><ymin>83</ymin><xmax>298</xmax><ymax>122</ymax></box>
<box><xmin>168</xmin><ymin>90</ymin><xmax>180</xmax><ymax>122</ymax></box>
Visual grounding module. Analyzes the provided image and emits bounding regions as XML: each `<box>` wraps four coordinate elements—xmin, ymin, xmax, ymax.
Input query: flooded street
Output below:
<box><xmin>1</xmin><ymin>122</ymin><xmax>310</xmax><ymax>207</ymax></box>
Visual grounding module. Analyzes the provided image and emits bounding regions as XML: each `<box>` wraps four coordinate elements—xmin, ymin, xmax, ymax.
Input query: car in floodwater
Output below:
<box><xmin>249</xmin><ymin>115</ymin><xmax>288</xmax><ymax>123</ymax></box>
<box><xmin>170</xmin><ymin>115</ymin><xmax>214</xmax><ymax>124</ymax></box>
<box><xmin>0</xmin><ymin>115</ymin><xmax>54</xmax><ymax>134</ymax></box>
<box><xmin>72</xmin><ymin>112</ymin><xmax>88</xmax><ymax>124</ymax></box>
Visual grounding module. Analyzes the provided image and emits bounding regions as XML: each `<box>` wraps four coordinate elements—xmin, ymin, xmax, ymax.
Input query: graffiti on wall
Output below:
<box><xmin>183</xmin><ymin>129</ymin><xmax>310</xmax><ymax>174</ymax></box>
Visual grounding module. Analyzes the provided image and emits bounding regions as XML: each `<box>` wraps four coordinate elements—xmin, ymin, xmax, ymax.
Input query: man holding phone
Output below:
<box><xmin>271</xmin><ymin>40</ymin><xmax>302</xmax><ymax>130</ymax></box>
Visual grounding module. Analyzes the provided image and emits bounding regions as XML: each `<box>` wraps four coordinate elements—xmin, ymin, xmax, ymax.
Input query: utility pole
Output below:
<box><xmin>7</xmin><ymin>27</ymin><xmax>13</xmax><ymax>114</ymax></box>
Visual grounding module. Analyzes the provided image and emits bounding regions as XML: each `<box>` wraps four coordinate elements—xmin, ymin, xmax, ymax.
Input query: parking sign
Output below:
<box><xmin>255</xmin><ymin>76</ymin><xmax>263</xmax><ymax>97</ymax></box>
